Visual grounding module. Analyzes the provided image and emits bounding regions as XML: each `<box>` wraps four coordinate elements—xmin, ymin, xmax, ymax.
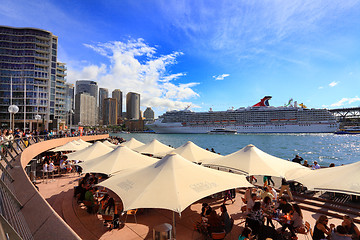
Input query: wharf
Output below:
<box><xmin>38</xmin><ymin>173</ymin><xmax>360</xmax><ymax>240</ymax></box>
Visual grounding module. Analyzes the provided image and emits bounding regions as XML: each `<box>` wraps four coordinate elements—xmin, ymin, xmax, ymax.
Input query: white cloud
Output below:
<box><xmin>329</xmin><ymin>81</ymin><xmax>339</xmax><ymax>87</ymax></box>
<box><xmin>67</xmin><ymin>39</ymin><xmax>200</xmax><ymax>113</ymax></box>
<box><xmin>330</xmin><ymin>96</ymin><xmax>360</xmax><ymax>107</ymax></box>
<box><xmin>213</xmin><ymin>74</ymin><xmax>230</xmax><ymax>81</ymax></box>
<box><xmin>318</xmin><ymin>86</ymin><xmax>324</xmax><ymax>89</ymax></box>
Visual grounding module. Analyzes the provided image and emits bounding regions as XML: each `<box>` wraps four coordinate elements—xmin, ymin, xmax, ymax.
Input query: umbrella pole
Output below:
<box><xmin>172</xmin><ymin>211</ymin><xmax>176</xmax><ymax>239</ymax></box>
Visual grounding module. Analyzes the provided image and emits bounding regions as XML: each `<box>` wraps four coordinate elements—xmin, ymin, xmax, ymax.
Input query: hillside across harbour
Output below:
<box><xmin>147</xmin><ymin>96</ymin><xmax>339</xmax><ymax>134</ymax></box>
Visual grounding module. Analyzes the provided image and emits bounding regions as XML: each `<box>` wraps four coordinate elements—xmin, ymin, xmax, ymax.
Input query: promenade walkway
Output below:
<box><xmin>2</xmin><ymin>134</ymin><xmax>358</xmax><ymax>239</ymax></box>
<box><xmin>38</xmin><ymin>173</ymin><xmax>360</xmax><ymax>240</ymax></box>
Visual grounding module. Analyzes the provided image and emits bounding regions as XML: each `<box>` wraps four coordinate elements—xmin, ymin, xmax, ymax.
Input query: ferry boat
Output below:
<box><xmin>334</xmin><ymin>126</ymin><xmax>360</xmax><ymax>134</ymax></box>
<box><xmin>207</xmin><ymin>128</ymin><xmax>237</xmax><ymax>134</ymax></box>
<box><xmin>147</xmin><ymin>96</ymin><xmax>339</xmax><ymax>134</ymax></box>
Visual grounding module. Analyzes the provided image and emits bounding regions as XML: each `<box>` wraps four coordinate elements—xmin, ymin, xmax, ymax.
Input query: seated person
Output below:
<box><xmin>246</xmin><ymin>202</ymin><xmax>264</xmax><ymax>235</ymax></box>
<box><xmin>104</xmin><ymin>197</ymin><xmax>117</xmax><ymax>216</ymax></box>
<box><xmin>331</xmin><ymin>225</ymin><xmax>352</xmax><ymax>240</ymax></box>
<box><xmin>262</xmin><ymin>196</ymin><xmax>275</xmax><ymax>228</ymax></box>
<box><xmin>238</xmin><ymin>227</ymin><xmax>254</xmax><ymax>240</ymax></box>
<box><xmin>246</xmin><ymin>193</ymin><xmax>258</xmax><ymax>214</ymax></box>
<box><xmin>292</xmin><ymin>204</ymin><xmax>305</xmax><ymax>233</ymax></box>
<box><xmin>84</xmin><ymin>187</ymin><xmax>99</xmax><ymax>213</ymax></box>
<box><xmin>201</xmin><ymin>203</ymin><xmax>209</xmax><ymax>217</ymax></box>
<box><xmin>276</xmin><ymin>196</ymin><xmax>293</xmax><ymax>215</ymax></box>
<box><xmin>313</xmin><ymin>215</ymin><xmax>335</xmax><ymax>240</ymax></box>
<box><xmin>66</xmin><ymin>160</ymin><xmax>73</xmax><ymax>172</ymax></box>
<box><xmin>207</xmin><ymin>210</ymin><xmax>224</xmax><ymax>234</ymax></box>
<box><xmin>342</xmin><ymin>215</ymin><xmax>360</xmax><ymax>240</ymax></box>
<box><xmin>280</xmin><ymin>204</ymin><xmax>304</xmax><ymax>238</ymax></box>
<box><xmin>260</xmin><ymin>186</ymin><xmax>274</xmax><ymax>200</ymax></box>
<box><xmin>98</xmin><ymin>194</ymin><xmax>110</xmax><ymax>214</ymax></box>
<box><xmin>220</xmin><ymin>204</ymin><xmax>233</xmax><ymax>234</ymax></box>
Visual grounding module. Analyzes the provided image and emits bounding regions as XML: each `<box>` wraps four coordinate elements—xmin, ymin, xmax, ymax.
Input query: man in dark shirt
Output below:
<box><xmin>276</xmin><ymin>196</ymin><xmax>293</xmax><ymax>214</ymax></box>
<box><xmin>292</xmin><ymin>154</ymin><xmax>303</xmax><ymax>164</ymax></box>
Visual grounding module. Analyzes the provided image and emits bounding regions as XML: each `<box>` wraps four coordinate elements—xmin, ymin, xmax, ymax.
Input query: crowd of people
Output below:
<box><xmin>10</xmin><ymin>136</ymin><xmax>358</xmax><ymax>239</ymax></box>
<box><xmin>74</xmin><ymin>172</ymin><xmax>122</xmax><ymax>229</ymax></box>
<box><xmin>236</xmin><ymin>185</ymin><xmax>360</xmax><ymax>240</ymax></box>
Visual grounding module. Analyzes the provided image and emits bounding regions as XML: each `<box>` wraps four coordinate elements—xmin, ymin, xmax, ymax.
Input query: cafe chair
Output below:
<box><xmin>125</xmin><ymin>209</ymin><xmax>138</xmax><ymax>223</ymax></box>
<box><xmin>83</xmin><ymin>200</ymin><xmax>95</xmax><ymax>213</ymax></box>
<box><xmin>296</xmin><ymin>221</ymin><xmax>312</xmax><ymax>240</ymax></box>
<box><xmin>211</xmin><ymin>230</ymin><xmax>226</xmax><ymax>240</ymax></box>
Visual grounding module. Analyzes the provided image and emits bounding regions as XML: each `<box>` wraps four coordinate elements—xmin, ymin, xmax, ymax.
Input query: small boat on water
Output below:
<box><xmin>208</xmin><ymin>128</ymin><xmax>237</xmax><ymax>134</ymax></box>
<box><xmin>334</xmin><ymin>126</ymin><xmax>360</xmax><ymax>134</ymax></box>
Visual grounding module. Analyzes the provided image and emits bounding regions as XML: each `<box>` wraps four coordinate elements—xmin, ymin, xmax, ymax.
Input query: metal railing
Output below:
<box><xmin>0</xmin><ymin>132</ymin><xmax>107</xmax><ymax>239</ymax></box>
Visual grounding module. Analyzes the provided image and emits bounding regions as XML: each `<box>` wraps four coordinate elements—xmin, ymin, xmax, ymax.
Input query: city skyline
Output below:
<box><xmin>2</xmin><ymin>0</ymin><xmax>360</xmax><ymax>117</ymax></box>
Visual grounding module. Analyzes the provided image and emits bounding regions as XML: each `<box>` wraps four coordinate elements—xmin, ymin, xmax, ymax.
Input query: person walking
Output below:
<box><xmin>278</xmin><ymin>178</ymin><xmax>294</xmax><ymax>201</ymax></box>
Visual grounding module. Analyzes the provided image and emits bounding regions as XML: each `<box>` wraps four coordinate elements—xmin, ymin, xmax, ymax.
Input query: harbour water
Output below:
<box><xmin>110</xmin><ymin>133</ymin><xmax>360</xmax><ymax>167</ymax></box>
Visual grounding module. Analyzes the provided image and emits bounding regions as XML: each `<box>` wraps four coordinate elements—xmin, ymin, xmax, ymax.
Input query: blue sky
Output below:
<box><xmin>2</xmin><ymin>0</ymin><xmax>360</xmax><ymax>116</ymax></box>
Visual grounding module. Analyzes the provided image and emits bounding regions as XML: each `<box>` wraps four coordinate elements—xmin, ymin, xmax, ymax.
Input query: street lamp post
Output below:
<box><xmin>35</xmin><ymin>114</ymin><xmax>41</xmax><ymax>131</ymax></box>
<box><xmin>69</xmin><ymin>109</ymin><xmax>74</xmax><ymax>131</ymax></box>
<box><xmin>8</xmin><ymin>105</ymin><xmax>19</xmax><ymax>131</ymax></box>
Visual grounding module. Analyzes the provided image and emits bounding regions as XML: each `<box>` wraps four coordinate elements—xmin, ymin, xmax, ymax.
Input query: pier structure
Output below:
<box><xmin>329</xmin><ymin>107</ymin><xmax>360</xmax><ymax>126</ymax></box>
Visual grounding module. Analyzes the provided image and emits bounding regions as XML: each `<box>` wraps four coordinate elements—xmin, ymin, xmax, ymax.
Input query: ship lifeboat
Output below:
<box><xmin>181</xmin><ymin>122</ymin><xmax>187</xmax><ymax>126</ymax></box>
<box><xmin>214</xmin><ymin>121</ymin><xmax>220</xmax><ymax>124</ymax></box>
<box><xmin>280</xmin><ymin>119</ymin><xmax>288</xmax><ymax>122</ymax></box>
<box><xmin>270</xmin><ymin>119</ymin><xmax>278</xmax><ymax>121</ymax></box>
<box><xmin>229</xmin><ymin>120</ymin><xmax>236</xmax><ymax>123</ymax></box>
<box><xmin>221</xmin><ymin>120</ymin><xmax>228</xmax><ymax>124</ymax></box>
<box><xmin>289</xmin><ymin>119</ymin><xmax>297</xmax><ymax>121</ymax></box>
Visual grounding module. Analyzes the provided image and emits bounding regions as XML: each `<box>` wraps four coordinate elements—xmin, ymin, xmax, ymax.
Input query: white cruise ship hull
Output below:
<box><xmin>147</xmin><ymin>121</ymin><xmax>339</xmax><ymax>134</ymax></box>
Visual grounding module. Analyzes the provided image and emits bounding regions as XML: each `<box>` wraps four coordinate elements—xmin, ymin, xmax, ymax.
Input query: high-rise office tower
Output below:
<box><xmin>75</xmin><ymin>80</ymin><xmax>98</xmax><ymax>98</ymax></box>
<box><xmin>65</xmin><ymin>83</ymin><xmax>74</xmax><ymax>127</ymax></box>
<box><xmin>0</xmin><ymin>26</ymin><xmax>61</xmax><ymax>129</ymax></box>
<box><xmin>143</xmin><ymin>107</ymin><xmax>155</xmax><ymax>120</ymax></box>
<box><xmin>75</xmin><ymin>80</ymin><xmax>98</xmax><ymax>124</ymax></box>
<box><xmin>126</xmin><ymin>92</ymin><xmax>140</xmax><ymax>120</ymax></box>
<box><xmin>103</xmin><ymin>98</ymin><xmax>117</xmax><ymax>125</ymax></box>
<box><xmin>65</xmin><ymin>83</ymin><xmax>74</xmax><ymax>112</ymax></box>
<box><xmin>99</xmin><ymin>88</ymin><xmax>108</xmax><ymax>123</ymax></box>
<box><xmin>112</xmin><ymin>89</ymin><xmax>122</xmax><ymax>123</ymax></box>
<box><xmin>74</xmin><ymin>92</ymin><xmax>96</xmax><ymax>126</ymax></box>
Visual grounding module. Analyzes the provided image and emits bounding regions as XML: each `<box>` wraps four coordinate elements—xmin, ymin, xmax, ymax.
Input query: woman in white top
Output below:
<box><xmin>292</xmin><ymin>204</ymin><xmax>305</xmax><ymax>233</ymax></box>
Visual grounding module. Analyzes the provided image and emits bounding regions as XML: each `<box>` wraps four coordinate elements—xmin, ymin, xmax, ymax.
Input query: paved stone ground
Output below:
<box><xmin>37</xmin><ymin>172</ymin><xmax>359</xmax><ymax>240</ymax></box>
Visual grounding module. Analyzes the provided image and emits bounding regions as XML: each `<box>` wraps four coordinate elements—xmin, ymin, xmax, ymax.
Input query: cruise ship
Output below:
<box><xmin>147</xmin><ymin>96</ymin><xmax>339</xmax><ymax>134</ymax></box>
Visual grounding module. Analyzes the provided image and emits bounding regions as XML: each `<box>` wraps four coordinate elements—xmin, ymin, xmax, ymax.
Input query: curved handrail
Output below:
<box><xmin>2</xmin><ymin>134</ymin><xmax>108</xmax><ymax>239</ymax></box>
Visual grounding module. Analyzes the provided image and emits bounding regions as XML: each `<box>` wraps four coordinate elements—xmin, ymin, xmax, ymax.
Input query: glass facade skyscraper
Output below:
<box><xmin>0</xmin><ymin>26</ymin><xmax>61</xmax><ymax>130</ymax></box>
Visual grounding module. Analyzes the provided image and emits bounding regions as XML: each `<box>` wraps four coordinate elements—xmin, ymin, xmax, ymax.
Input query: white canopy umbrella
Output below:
<box><xmin>76</xmin><ymin>139</ymin><xmax>92</xmax><ymax>147</ymax></box>
<box><xmin>286</xmin><ymin>161</ymin><xmax>360</xmax><ymax>196</ymax></box>
<box><xmin>133</xmin><ymin>139</ymin><xmax>174</xmax><ymax>157</ymax></box>
<box><xmin>78</xmin><ymin>146</ymin><xmax>158</xmax><ymax>176</ymax></box>
<box><xmin>170</xmin><ymin>141</ymin><xmax>222</xmax><ymax>163</ymax></box>
<box><xmin>102</xmin><ymin>140</ymin><xmax>118</xmax><ymax>149</ymax></box>
<box><xmin>120</xmin><ymin>138</ymin><xmax>145</xmax><ymax>150</ymax></box>
<box><xmin>97</xmin><ymin>153</ymin><xmax>253</xmax><ymax>214</ymax></box>
<box><xmin>202</xmin><ymin>144</ymin><xmax>306</xmax><ymax>178</ymax></box>
<box><xmin>97</xmin><ymin>153</ymin><xmax>253</xmax><ymax>238</ymax></box>
<box><xmin>50</xmin><ymin>141</ymin><xmax>86</xmax><ymax>152</ymax></box>
<box><xmin>66</xmin><ymin>141</ymin><xmax>113</xmax><ymax>162</ymax></box>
